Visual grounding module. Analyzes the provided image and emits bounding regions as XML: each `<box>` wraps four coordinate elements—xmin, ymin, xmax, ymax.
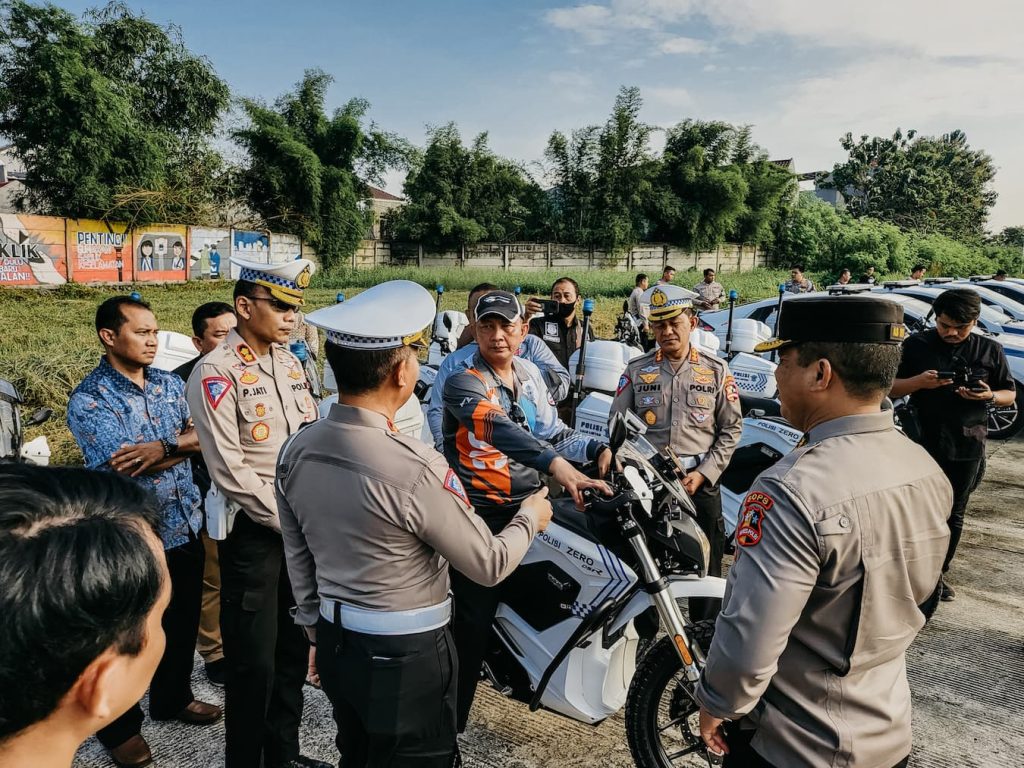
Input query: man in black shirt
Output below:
<box><xmin>891</xmin><ymin>289</ymin><xmax>1015</xmax><ymax>601</ymax></box>
<box><xmin>174</xmin><ymin>301</ymin><xmax>236</xmax><ymax>685</ymax></box>
<box><xmin>526</xmin><ymin>276</ymin><xmax>594</xmax><ymax>421</ymax></box>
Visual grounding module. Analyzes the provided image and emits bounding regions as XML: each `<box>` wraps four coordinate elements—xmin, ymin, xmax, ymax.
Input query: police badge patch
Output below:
<box><xmin>724</xmin><ymin>374</ymin><xmax>739</xmax><ymax>402</ymax></box>
<box><xmin>202</xmin><ymin>377</ymin><xmax>232</xmax><ymax>410</ymax></box>
<box><xmin>643</xmin><ymin>410</ymin><xmax>657</xmax><ymax>425</ymax></box>
<box><xmin>443</xmin><ymin>469</ymin><xmax>470</xmax><ymax>505</ymax></box>
<box><xmin>737</xmin><ymin>491</ymin><xmax>773</xmax><ymax>547</ymax></box>
<box><xmin>616</xmin><ymin>374</ymin><xmax>631</xmax><ymax>395</ymax></box>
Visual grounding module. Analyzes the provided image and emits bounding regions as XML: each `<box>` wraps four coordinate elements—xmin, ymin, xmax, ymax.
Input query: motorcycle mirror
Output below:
<box><xmin>26</xmin><ymin>407</ymin><xmax>52</xmax><ymax>427</ymax></box>
<box><xmin>608</xmin><ymin>412</ymin><xmax>628</xmax><ymax>454</ymax></box>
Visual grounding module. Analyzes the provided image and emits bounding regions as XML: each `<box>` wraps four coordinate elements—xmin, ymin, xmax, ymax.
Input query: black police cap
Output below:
<box><xmin>754</xmin><ymin>295</ymin><xmax>906</xmax><ymax>352</ymax></box>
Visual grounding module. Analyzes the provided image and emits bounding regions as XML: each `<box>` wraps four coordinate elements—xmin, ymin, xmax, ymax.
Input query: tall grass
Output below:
<box><xmin>0</xmin><ymin>267</ymin><xmax>792</xmax><ymax>464</ymax></box>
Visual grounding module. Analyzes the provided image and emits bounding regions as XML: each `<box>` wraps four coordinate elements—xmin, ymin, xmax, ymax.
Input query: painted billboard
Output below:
<box><xmin>132</xmin><ymin>224</ymin><xmax>188</xmax><ymax>282</ymax></box>
<box><xmin>68</xmin><ymin>220</ymin><xmax>131</xmax><ymax>283</ymax></box>
<box><xmin>0</xmin><ymin>214</ymin><xmax>68</xmax><ymax>285</ymax></box>
<box><xmin>229</xmin><ymin>230</ymin><xmax>270</xmax><ymax>278</ymax></box>
<box><xmin>189</xmin><ymin>227</ymin><xmax>230</xmax><ymax>280</ymax></box>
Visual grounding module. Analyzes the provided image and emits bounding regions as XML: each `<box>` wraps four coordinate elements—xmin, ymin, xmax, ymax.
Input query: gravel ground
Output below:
<box><xmin>73</xmin><ymin>437</ymin><xmax>1024</xmax><ymax>768</ymax></box>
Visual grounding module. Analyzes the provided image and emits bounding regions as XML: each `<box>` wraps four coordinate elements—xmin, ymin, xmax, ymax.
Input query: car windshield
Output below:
<box><xmin>971</xmin><ymin>286</ymin><xmax>1024</xmax><ymax>318</ymax></box>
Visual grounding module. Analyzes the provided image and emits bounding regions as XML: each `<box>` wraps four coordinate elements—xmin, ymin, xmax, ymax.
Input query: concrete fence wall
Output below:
<box><xmin>347</xmin><ymin>240</ymin><xmax>765</xmax><ymax>273</ymax></box>
<box><xmin>1</xmin><ymin>217</ymin><xmax>765</xmax><ymax>288</ymax></box>
<box><xmin>0</xmin><ymin>213</ymin><xmax>311</xmax><ymax>287</ymax></box>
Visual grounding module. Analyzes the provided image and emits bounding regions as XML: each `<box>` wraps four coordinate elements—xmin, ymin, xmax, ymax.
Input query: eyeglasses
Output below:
<box><xmin>246</xmin><ymin>296</ymin><xmax>297</xmax><ymax>313</ymax></box>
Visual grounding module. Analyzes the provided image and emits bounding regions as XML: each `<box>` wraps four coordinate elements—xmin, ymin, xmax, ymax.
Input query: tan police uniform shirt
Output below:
<box><xmin>276</xmin><ymin>403</ymin><xmax>540</xmax><ymax>625</ymax></box>
<box><xmin>187</xmin><ymin>328</ymin><xmax>317</xmax><ymax>531</ymax></box>
<box><xmin>610</xmin><ymin>345</ymin><xmax>742</xmax><ymax>484</ymax></box>
<box><xmin>694</xmin><ymin>412</ymin><xmax>952</xmax><ymax>768</ymax></box>
<box><xmin>693</xmin><ymin>280</ymin><xmax>725</xmax><ymax>311</ymax></box>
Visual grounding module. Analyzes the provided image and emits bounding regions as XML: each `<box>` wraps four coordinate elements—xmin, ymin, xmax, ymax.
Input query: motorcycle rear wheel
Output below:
<box><xmin>625</xmin><ymin>620</ymin><xmax>716</xmax><ymax>768</ymax></box>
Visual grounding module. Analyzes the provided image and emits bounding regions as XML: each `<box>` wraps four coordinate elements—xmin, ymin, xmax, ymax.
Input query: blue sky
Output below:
<box><xmin>57</xmin><ymin>0</ymin><xmax>1024</xmax><ymax>231</ymax></box>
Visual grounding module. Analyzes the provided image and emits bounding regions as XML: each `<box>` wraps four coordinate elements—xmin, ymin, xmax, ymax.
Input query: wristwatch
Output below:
<box><xmin>160</xmin><ymin>435</ymin><xmax>178</xmax><ymax>458</ymax></box>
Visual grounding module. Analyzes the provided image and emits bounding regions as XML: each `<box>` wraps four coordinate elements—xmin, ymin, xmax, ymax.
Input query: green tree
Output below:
<box><xmin>233</xmin><ymin>69</ymin><xmax>408</xmax><ymax>269</ymax></box>
<box><xmin>0</xmin><ymin>0</ymin><xmax>230</xmax><ymax>224</ymax></box>
<box><xmin>544</xmin><ymin>126</ymin><xmax>600</xmax><ymax>245</ymax></box>
<box><xmin>591</xmin><ymin>86</ymin><xmax>657</xmax><ymax>254</ymax></box>
<box><xmin>907</xmin><ymin>232</ymin><xmax>994</xmax><ymax>277</ymax></box>
<box><xmin>995</xmin><ymin>226</ymin><xmax>1024</xmax><ymax>248</ymax></box>
<box><xmin>823</xmin><ymin>128</ymin><xmax>997</xmax><ymax>242</ymax></box>
<box><xmin>649</xmin><ymin>120</ymin><xmax>748</xmax><ymax>250</ymax></box>
<box><xmin>386</xmin><ymin>123</ymin><xmax>547</xmax><ymax>248</ymax></box>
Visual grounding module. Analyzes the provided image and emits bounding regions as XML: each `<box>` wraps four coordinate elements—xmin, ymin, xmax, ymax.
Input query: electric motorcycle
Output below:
<box><xmin>479</xmin><ymin>411</ymin><xmax>728</xmax><ymax>768</ymax></box>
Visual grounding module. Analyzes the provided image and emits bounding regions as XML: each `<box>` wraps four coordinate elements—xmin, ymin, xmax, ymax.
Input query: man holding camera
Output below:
<box><xmin>890</xmin><ymin>288</ymin><xmax>1015</xmax><ymax>601</ymax></box>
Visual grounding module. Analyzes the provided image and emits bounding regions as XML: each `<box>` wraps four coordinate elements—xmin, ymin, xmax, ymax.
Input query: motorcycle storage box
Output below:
<box><xmin>575</xmin><ymin>392</ymin><xmax>613</xmax><ymax>440</ymax></box>
<box><xmin>728</xmin><ymin>352</ymin><xmax>778</xmax><ymax>398</ymax></box>
<box><xmin>568</xmin><ymin>340</ymin><xmax>642</xmax><ymax>395</ymax></box>
<box><xmin>714</xmin><ymin>318</ymin><xmax>771</xmax><ymax>355</ymax></box>
<box><xmin>151</xmin><ymin>331</ymin><xmax>199</xmax><ymax>372</ymax></box>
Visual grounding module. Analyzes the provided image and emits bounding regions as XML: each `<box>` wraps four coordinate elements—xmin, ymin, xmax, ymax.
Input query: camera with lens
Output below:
<box><xmin>936</xmin><ymin>366</ymin><xmax>987</xmax><ymax>389</ymax></box>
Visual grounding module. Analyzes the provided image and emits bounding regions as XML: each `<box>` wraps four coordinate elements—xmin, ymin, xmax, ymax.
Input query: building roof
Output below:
<box><xmin>366</xmin><ymin>185</ymin><xmax>403</xmax><ymax>202</ymax></box>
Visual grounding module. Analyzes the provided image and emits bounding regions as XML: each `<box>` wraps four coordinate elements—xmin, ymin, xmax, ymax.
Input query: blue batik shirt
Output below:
<box><xmin>67</xmin><ymin>357</ymin><xmax>202</xmax><ymax>549</ymax></box>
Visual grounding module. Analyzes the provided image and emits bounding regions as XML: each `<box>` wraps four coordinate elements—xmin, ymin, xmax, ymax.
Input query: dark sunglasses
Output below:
<box><xmin>246</xmin><ymin>295</ymin><xmax>297</xmax><ymax>313</ymax></box>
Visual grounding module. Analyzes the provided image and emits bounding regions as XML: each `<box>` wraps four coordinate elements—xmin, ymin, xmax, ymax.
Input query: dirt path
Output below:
<box><xmin>73</xmin><ymin>437</ymin><xmax>1024</xmax><ymax>767</ymax></box>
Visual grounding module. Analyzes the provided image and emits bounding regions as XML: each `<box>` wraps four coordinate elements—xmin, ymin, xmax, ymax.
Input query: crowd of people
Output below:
<box><xmin>0</xmin><ymin>257</ymin><xmax>1012</xmax><ymax>768</ymax></box>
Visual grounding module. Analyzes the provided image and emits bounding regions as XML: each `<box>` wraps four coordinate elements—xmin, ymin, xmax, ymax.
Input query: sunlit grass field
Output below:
<box><xmin>0</xmin><ymin>266</ymin><xmax>793</xmax><ymax>463</ymax></box>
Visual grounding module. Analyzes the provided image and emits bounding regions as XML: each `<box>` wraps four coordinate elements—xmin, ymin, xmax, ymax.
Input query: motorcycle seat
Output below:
<box><xmin>739</xmin><ymin>393</ymin><xmax>781</xmax><ymax>417</ymax></box>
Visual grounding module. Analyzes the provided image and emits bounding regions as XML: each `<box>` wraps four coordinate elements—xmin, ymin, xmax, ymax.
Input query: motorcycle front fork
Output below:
<box><xmin>622</xmin><ymin>519</ymin><xmax>706</xmax><ymax>683</ymax></box>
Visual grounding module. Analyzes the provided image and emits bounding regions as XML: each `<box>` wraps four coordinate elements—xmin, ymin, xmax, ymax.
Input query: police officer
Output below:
<box><xmin>276</xmin><ymin>281</ymin><xmax>552</xmax><ymax>767</ymax></box>
<box><xmin>693</xmin><ymin>268</ymin><xmax>725</xmax><ymax>311</ymax></box>
<box><xmin>610</xmin><ymin>283</ymin><xmax>742</xmax><ymax>620</ymax></box>
<box><xmin>695</xmin><ymin>296</ymin><xmax>952</xmax><ymax>768</ymax></box>
<box><xmin>187</xmin><ymin>258</ymin><xmax>325</xmax><ymax>768</ymax></box>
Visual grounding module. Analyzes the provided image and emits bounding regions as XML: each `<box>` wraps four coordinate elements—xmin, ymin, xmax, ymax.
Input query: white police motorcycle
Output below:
<box><xmin>480</xmin><ymin>411</ymin><xmax>727</xmax><ymax>768</ymax></box>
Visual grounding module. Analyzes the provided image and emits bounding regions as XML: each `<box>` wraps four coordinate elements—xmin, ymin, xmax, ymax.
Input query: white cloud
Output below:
<box><xmin>645</xmin><ymin>85</ymin><xmax>693</xmax><ymax>109</ymax></box>
<box><xmin>659</xmin><ymin>36</ymin><xmax>712</xmax><ymax>55</ymax></box>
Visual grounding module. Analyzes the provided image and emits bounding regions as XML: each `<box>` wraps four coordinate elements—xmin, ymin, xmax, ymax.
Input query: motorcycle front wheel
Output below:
<box><xmin>624</xmin><ymin>620</ymin><xmax>716</xmax><ymax>768</ymax></box>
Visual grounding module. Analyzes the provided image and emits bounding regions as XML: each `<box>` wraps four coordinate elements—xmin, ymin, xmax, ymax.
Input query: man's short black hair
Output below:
<box><xmin>635</xmin><ymin>273</ymin><xmax>648</xmax><ymax>286</ymax></box>
<box><xmin>324</xmin><ymin>341</ymin><xmax>414</xmax><ymax>396</ymax></box>
<box><xmin>191</xmin><ymin>302</ymin><xmax>235</xmax><ymax>338</ymax></box>
<box><xmin>840</xmin><ymin>268</ymin><xmax>851</xmax><ymax>275</ymax></box>
<box><xmin>912</xmin><ymin>264</ymin><xmax>926</xmax><ymax>273</ymax></box>
<box><xmin>795</xmin><ymin>342</ymin><xmax>902</xmax><ymax>399</ymax></box>
<box><xmin>995</xmin><ymin>269</ymin><xmax>1008</xmax><ymax>277</ymax></box>
<box><xmin>790</xmin><ymin>264</ymin><xmax>806</xmax><ymax>273</ymax></box>
<box><xmin>663</xmin><ymin>265</ymin><xmax>676</xmax><ymax>274</ymax></box>
<box><xmin>468</xmin><ymin>282</ymin><xmax>499</xmax><ymax>297</ymax></box>
<box><xmin>551</xmin><ymin>276</ymin><xmax>580</xmax><ymax>296</ymax></box>
<box><xmin>233</xmin><ymin>279</ymin><xmax>258</xmax><ymax>300</ymax></box>
<box><xmin>933</xmin><ymin>288</ymin><xmax>982</xmax><ymax>323</ymax></box>
<box><xmin>0</xmin><ymin>466</ymin><xmax>163</xmax><ymax>741</ymax></box>
<box><xmin>703</xmin><ymin>268</ymin><xmax>715</xmax><ymax>277</ymax></box>
<box><xmin>95</xmin><ymin>296</ymin><xmax>152</xmax><ymax>336</ymax></box>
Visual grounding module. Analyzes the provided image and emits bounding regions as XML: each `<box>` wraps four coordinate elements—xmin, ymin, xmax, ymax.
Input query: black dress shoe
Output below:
<box><xmin>204</xmin><ymin>658</ymin><xmax>226</xmax><ymax>686</ymax></box>
<box><xmin>270</xmin><ymin>756</ymin><xmax>333</xmax><ymax>768</ymax></box>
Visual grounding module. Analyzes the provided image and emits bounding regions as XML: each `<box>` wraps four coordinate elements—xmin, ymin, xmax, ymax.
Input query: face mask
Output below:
<box><xmin>554</xmin><ymin>301</ymin><xmax>576</xmax><ymax>319</ymax></box>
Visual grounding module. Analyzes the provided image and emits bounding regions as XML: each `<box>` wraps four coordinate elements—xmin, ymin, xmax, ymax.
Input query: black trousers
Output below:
<box><xmin>932</xmin><ymin>455</ymin><xmax>985</xmax><ymax>573</ymax></box>
<box><xmin>723</xmin><ymin>724</ymin><xmax>909</xmax><ymax>768</ymax></box>
<box><xmin>96</xmin><ymin>533</ymin><xmax>205</xmax><ymax>748</ymax></box>
<box><xmin>451</xmin><ymin>512</ymin><xmax>507</xmax><ymax>733</ymax></box>
<box><xmin>219</xmin><ymin>512</ymin><xmax>309</xmax><ymax>768</ymax></box>
<box><xmin>690</xmin><ymin>481</ymin><xmax>724</xmax><ymax>622</ymax></box>
<box><xmin>317</xmin><ymin>617</ymin><xmax>458</xmax><ymax>767</ymax></box>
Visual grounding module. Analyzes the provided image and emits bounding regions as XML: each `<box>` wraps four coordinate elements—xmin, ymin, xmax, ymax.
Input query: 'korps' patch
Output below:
<box><xmin>616</xmin><ymin>374</ymin><xmax>631</xmax><ymax>395</ymax></box>
<box><xmin>288</xmin><ymin>370</ymin><xmax>303</xmax><ymax>380</ymax></box>
<box><xmin>737</xmin><ymin>491</ymin><xmax>773</xmax><ymax>547</ymax></box>
<box><xmin>444</xmin><ymin>469</ymin><xmax>470</xmax><ymax>505</ymax></box>
<box><xmin>202</xmin><ymin>377</ymin><xmax>232</xmax><ymax>410</ymax></box>
<box><xmin>638</xmin><ymin>372</ymin><xmax>659</xmax><ymax>384</ymax></box>
<box><xmin>240</xmin><ymin>371</ymin><xmax>259</xmax><ymax>385</ymax></box>
<box><xmin>251</xmin><ymin>422</ymin><xmax>270</xmax><ymax>442</ymax></box>
<box><xmin>236</xmin><ymin>344</ymin><xmax>257</xmax><ymax>364</ymax></box>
